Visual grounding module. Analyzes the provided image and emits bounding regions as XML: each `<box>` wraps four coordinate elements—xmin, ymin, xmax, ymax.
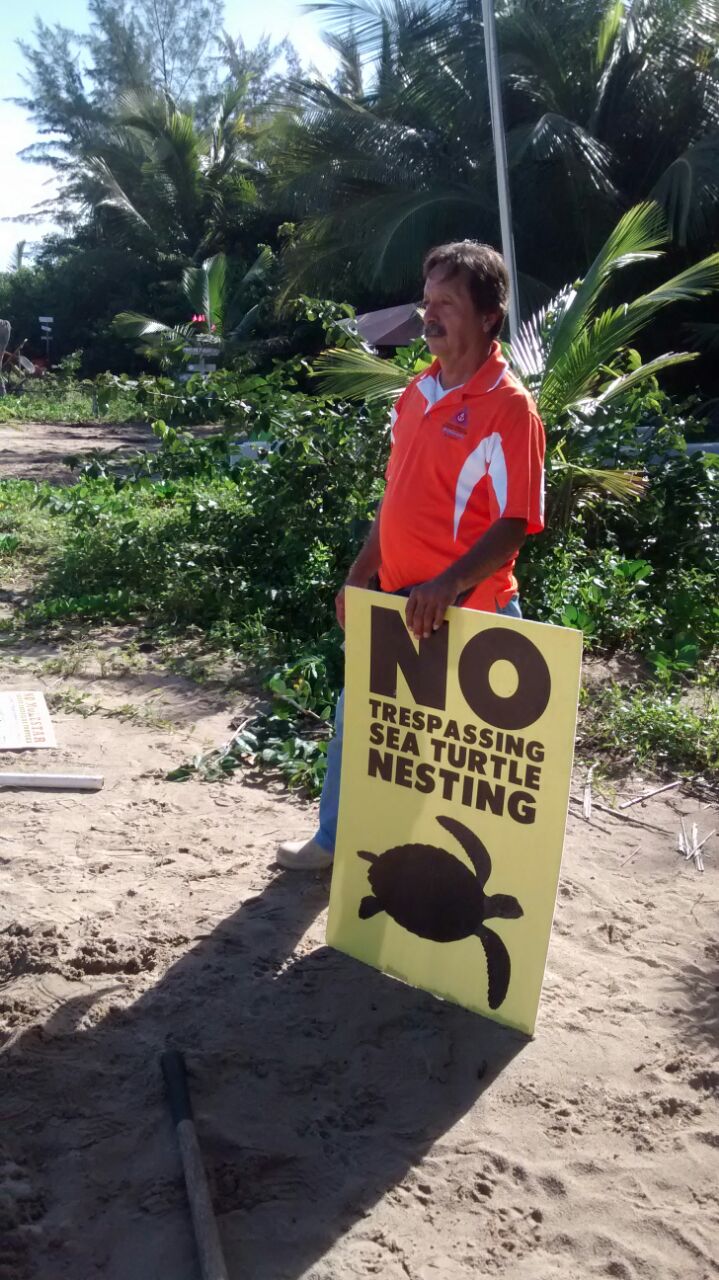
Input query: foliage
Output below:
<box><xmin>0</xmin><ymin>361</ymin><xmax>139</xmax><ymax>424</ymax></box>
<box><xmin>79</xmin><ymin>88</ymin><xmax>261</xmax><ymax>266</ymax></box>
<box><xmin>4</xmin><ymin>0</ymin><xmax>718</xmax><ymax>381</ymax></box>
<box><xmin>0</xmin><ymin>251</ymin><xmax>178</xmax><ymax>375</ymax></box>
<box><xmin>16</xmin><ymin>0</ymin><xmax>228</xmax><ymax>162</ymax></box>
<box><xmin>25</xmin><ymin>373</ymin><xmax>388</xmax><ymax>638</ymax></box>
<box><xmin>2</xmin><ymin>340</ymin><xmax>718</xmax><ymax>791</ymax></box>
<box><xmin>519</xmin><ymin>532</ymin><xmax>657</xmax><ymax>646</ymax></box>
<box><xmin>168</xmin><ymin>652</ymin><xmax>338</xmax><ymax>793</ymax></box>
<box><xmin>5</xmin><ymin>310</ymin><xmax>716</xmax><ymax>681</ymax></box>
<box><xmin>278</xmin><ymin>0</ymin><xmax>719</xmax><ymax>299</ymax></box>
<box><xmin>6</xmin><ymin>2</ymin><xmax>298</xmax><ymax>366</ymax></box>
<box><xmin>113</xmin><ymin>248</ymin><xmax>275</xmax><ymax>367</ymax></box>
<box><xmin>315</xmin><ymin>202</ymin><xmax>719</xmax><ymax>522</ymax></box>
<box><xmin>580</xmin><ymin>681</ymin><xmax>719</xmax><ymax>779</ymax></box>
<box><xmin>0</xmin><ymin>480</ymin><xmax>68</xmax><ymax>598</ymax></box>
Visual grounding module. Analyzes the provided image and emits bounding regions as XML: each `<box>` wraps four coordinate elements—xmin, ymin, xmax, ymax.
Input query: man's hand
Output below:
<box><xmin>405</xmin><ymin>572</ymin><xmax>460</xmax><ymax>639</ymax></box>
<box><xmin>336</xmin><ymin>574</ymin><xmax>369</xmax><ymax>630</ymax></box>
<box><xmin>336</xmin><ymin>505</ymin><xmax>384</xmax><ymax>630</ymax></box>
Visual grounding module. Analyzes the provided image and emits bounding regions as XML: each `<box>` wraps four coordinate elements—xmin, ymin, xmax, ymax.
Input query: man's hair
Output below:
<box><xmin>423</xmin><ymin>241</ymin><xmax>509</xmax><ymax>338</ymax></box>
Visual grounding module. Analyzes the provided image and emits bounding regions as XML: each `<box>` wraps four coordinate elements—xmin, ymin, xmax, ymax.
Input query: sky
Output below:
<box><xmin>0</xmin><ymin>0</ymin><xmax>334</xmax><ymax>268</ymax></box>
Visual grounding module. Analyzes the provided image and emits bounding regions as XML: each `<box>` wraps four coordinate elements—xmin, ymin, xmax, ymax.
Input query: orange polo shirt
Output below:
<box><xmin>378</xmin><ymin>343</ymin><xmax>545</xmax><ymax>611</ymax></box>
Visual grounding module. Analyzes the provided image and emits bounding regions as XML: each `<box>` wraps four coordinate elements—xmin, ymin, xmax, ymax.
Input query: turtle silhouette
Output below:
<box><xmin>357</xmin><ymin>815</ymin><xmax>523</xmax><ymax>1009</ymax></box>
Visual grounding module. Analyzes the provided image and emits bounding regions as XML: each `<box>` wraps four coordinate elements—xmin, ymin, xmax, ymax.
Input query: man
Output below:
<box><xmin>277</xmin><ymin>241</ymin><xmax>545</xmax><ymax>871</ymax></box>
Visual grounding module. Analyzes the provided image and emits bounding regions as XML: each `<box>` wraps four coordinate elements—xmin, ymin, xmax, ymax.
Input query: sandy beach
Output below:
<box><xmin>0</xmin><ymin>642</ymin><xmax>716</xmax><ymax>1280</ymax></box>
<box><xmin>0</xmin><ymin>424</ymin><xmax>717</xmax><ymax>1280</ymax></box>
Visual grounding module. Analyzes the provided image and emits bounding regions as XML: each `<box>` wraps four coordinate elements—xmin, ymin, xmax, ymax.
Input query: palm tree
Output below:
<box><xmin>274</xmin><ymin>1</ymin><xmax>719</xmax><ymax>303</ymax></box>
<box><xmin>82</xmin><ymin>85</ymin><xmax>262</xmax><ymax>266</ymax></box>
<box><xmin>113</xmin><ymin>247</ymin><xmax>275</xmax><ymax>367</ymax></box>
<box><xmin>313</xmin><ymin>203</ymin><xmax>719</xmax><ymax>522</ymax></box>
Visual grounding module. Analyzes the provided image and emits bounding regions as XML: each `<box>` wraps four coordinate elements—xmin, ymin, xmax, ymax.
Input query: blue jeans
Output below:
<box><xmin>314</xmin><ymin>595</ymin><xmax>522</xmax><ymax>854</ymax></box>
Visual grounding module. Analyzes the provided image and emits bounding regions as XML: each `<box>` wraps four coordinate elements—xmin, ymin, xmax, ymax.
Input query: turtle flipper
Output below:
<box><xmin>484</xmin><ymin>893</ymin><xmax>523</xmax><ymax>920</ymax></box>
<box><xmin>436</xmin><ymin>815</ymin><xmax>491</xmax><ymax>886</ymax></box>
<box><xmin>359</xmin><ymin>895</ymin><xmax>383</xmax><ymax>920</ymax></box>
<box><xmin>357</xmin><ymin>850</ymin><xmax>378</xmax><ymax>864</ymax></box>
<box><xmin>477</xmin><ymin>924</ymin><xmax>512</xmax><ymax>1009</ymax></box>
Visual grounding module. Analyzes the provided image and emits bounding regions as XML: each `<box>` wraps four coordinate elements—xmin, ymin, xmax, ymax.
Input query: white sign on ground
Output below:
<box><xmin>0</xmin><ymin>691</ymin><xmax>56</xmax><ymax>749</ymax></box>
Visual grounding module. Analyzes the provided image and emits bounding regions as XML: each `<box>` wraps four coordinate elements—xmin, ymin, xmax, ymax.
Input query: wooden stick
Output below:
<box><xmin>570</xmin><ymin>796</ymin><xmax>665</xmax><ymax>832</ymax></box>
<box><xmin>619</xmin><ymin>779</ymin><xmax>684</xmax><ymax>809</ymax></box>
<box><xmin>0</xmin><ymin>772</ymin><xmax>104</xmax><ymax>792</ymax></box>
<box><xmin>619</xmin><ymin>842</ymin><xmax>642</xmax><ymax>868</ymax></box>
<box><xmin>161</xmin><ymin>1051</ymin><xmax>229</xmax><ymax>1280</ymax></box>
<box><xmin>680</xmin><ymin>816</ymin><xmax>690</xmax><ymax>858</ymax></box>
<box><xmin>583</xmin><ymin>764</ymin><xmax>595</xmax><ymax>821</ymax></box>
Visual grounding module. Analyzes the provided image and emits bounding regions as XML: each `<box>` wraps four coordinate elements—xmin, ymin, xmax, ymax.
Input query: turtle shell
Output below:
<box><xmin>367</xmin><ymin>844</ymin><xmax>484</xmax><ymax>943</ymax></box>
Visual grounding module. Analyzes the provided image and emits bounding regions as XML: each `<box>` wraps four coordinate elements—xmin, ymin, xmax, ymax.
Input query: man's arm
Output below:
<box><xmin>335</xmin><ymin>500</ymin><xmax>383</xmax><ymax>630</ymax></box>
<box><xmin>405</xmin><ymin>517</ymin><xmax>527</xmax><ymax>639</ymax></box>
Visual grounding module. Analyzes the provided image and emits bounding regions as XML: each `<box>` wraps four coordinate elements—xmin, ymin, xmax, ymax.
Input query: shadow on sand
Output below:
<box><xmin>4</xmin><ymin>870</ymin><xmax>527</xmax><ymax>1279</ymax></box>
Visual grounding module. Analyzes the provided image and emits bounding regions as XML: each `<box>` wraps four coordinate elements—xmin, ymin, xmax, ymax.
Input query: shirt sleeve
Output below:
<box><xmin>496</xmin><ymin>405</ymin><xmax>546</xmax><ymax>534</ymax></box>
<box><xmin>384</xmin><ymin>386</ymin><xmax>409</xmax><ymax>481</ymax></box>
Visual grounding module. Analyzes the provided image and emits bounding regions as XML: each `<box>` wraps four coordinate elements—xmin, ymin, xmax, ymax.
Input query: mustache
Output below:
<box><xmin>423</xmin><ymin>322</ymin><xmax>447</xmax><ymax>338</ymax></box>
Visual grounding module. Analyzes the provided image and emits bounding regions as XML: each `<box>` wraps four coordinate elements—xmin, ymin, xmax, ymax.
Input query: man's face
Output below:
<box><xmin>422</xmin><ymin>266</ymin><xmax>493</xmax><ymax>361</ymax></box>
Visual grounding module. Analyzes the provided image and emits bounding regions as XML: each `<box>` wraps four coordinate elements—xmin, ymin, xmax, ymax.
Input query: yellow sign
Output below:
<box><xmin>326</xmin><ymin>588</ymin><xmax>583</xmax><ymax>1035</ymax></box>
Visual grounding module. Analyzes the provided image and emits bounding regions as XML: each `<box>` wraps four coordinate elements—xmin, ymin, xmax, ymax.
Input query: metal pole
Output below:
<box><xmin>481</xmin><ymin>0</ymin><xmax>521</xmax><ymax>342</ymax></box>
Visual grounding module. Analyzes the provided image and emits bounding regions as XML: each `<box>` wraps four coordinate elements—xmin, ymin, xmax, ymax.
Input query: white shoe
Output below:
<box><xmin>276</xmin><ymin>837</ymin><xmax>334</xmax><ymax>871</ymax></box>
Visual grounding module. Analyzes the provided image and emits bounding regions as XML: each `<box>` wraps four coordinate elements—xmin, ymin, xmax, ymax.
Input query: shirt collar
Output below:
<box><xmin>419</xmin><ymin>342</ymin><xmax>507</xmax><ymax>401</ymax></box>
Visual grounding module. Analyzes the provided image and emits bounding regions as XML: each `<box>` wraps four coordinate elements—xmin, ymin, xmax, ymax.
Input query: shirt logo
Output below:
<box><xmin>442</xmin><ymin>410</ymin><xmax>469</xmax><ymax>441</ymax></box>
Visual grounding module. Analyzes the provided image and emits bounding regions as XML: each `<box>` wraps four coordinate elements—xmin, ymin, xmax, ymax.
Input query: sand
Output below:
<box><xmin>1</xmin><ymin>424</ymin><xmax>717</xmax><ymax>1280</ymax></box>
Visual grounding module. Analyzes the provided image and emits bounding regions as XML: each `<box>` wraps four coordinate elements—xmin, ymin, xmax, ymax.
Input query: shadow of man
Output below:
<box><xmin>2</xmin><ymin>868</ymin><xmax>526</xmax><ymax>1280</ymax></box>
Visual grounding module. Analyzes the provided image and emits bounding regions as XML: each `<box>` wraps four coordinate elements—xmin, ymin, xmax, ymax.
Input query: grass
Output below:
<box><xmin>0</xmin><ymin>385</ymin><xmax>138</xmax><ymax>424</ymax></box>
<box><xmin>0</xmin><ymin>480</ymin><xmax>66</xmax><ymax>580</ymax></box>
<box><xmin>40</xmin><ymin>640</ymin><xmax>145</xmax><ymax>680</ymax></box>
<box><xmin>47</xmin><ymin>688</ymin><xmax>99</xmax><ymax>718</ymax></box>
<box><xmin>579</xmin><ymin>682</ymin><xmax>719</xmax><ymax>779</ymax></box>
<box><xmin>1</xmin><ymin>469</ymin><xmax>718</xmax><ymax>794</ymax></box>
<box><xmin>47</xmin><ymin>686</ymin><xmax>176</xmax><ymax>731</ymax></box>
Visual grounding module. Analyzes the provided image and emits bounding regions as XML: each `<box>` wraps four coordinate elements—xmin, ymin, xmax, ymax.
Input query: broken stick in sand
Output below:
<box><xmin>619</xmin><ymin>779</ymin><xmax>684</xmax><ymax>809</ymax></box>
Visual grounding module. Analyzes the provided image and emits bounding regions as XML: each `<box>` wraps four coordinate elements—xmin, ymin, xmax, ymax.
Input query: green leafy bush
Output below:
<box><xmin>0</xmin><ymin>360</ymin><xmax>140</xmax><ymax>424</ymax></box>
<box><xmin>520</xmin><ymin>532</ymin><xmax>657</xmax><ymax>647</ymax></box>
<box><xmin>32</xmin><ymin>383</ymin><xmax>388</xmax><ymax>640</ymax></box>
<box><xmin>169</xmin><ymin>652</ymin><xmax>339</xmax><ymax>794</ymax></box>
<box><xmin>580</xmin><ymin>683</ymin><xmax>719</xmax><ymax>778</ymax></box>
<box><xmin>0</xmin><ymin>480</ymin><xmax>67</xmax><ymax>572</ymax></box>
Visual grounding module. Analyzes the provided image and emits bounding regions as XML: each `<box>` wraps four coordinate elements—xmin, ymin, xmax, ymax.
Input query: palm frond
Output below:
<box><xmin>112</xmin><ymin>313</ymin><xmax>196</xmax><ymax>367</ymax></box>
<box><xmin>553</xmin><ymin>459</ymin><xmax>646</xmax><ymax>505</ymax></box>
<box><xmin>241</xmin><ymin>245</ymin><xmax>274</xmax><ymax>287</ymax></box>
<box><xmin>651</xmin><ymin>134</ymin><xmax>719</xmax><ymax>246</ymax></box>
<box><xmin>205</xmin><ymin>254</ymin><xmax>226</xmax><ymax>331</ymax></box>
<box><xmin>509</xmin><ymin>289</ymin><xmax>573</xmax><ymax>379</ymax></box>
<box><xmin>85</xmin><ymin>157</ymin><xmax>152</xmax><ymax>228</ymax></box>
<box><xmin>305</xmin><ymin>2</ymin><xmax>447</xmax><ymax>59</ymax></box>
<box><xmin>182</xmin><ymin>255</ymin><xmax>227</xmax><ymax>331</ymax></box>
<box><xmin>227</xmin><ymin>304</ymin><xmax>261</xmax><ymax>341</ymax></box>
<box><xmin>638</xmin><ymin>251</ymin><xmax>719</xmax><ymax>310</ymax></box>
<box><xmin>593</xmin><ymin>351</ymin><xmax>699</xmax><ymax>406</ymax></box>
<box><xmin>596</xmin><ymin>0</ymin><xmax>625</xmax><ymax>68</ymax></box>
<box><xmin>508</xmin><ymin>114</ymin><xmax>617</xmax><ymax>196</ymax></box>
<box><xmin>8</xmin><ymin>241</ymin><xmax>27</xmax><ymax>272</ymax></box>
<box><xmin>686</xmin><ymin>320</ymin><xmax>719</xmax><ymax>352</ymax></box>
<box><xmin>545</xmin><ymin>202</ymin><xmax>669</xmax><ymax>376</ymax></box>
<box><xmin>541</xmin><ymin>244</ymin><xmax>719</xmax><ymax>417</ymax></box>
<box><xmin>312</xmin><ymin>345</ymin><xmax>417</xmax><ymax>401</ymax></box>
